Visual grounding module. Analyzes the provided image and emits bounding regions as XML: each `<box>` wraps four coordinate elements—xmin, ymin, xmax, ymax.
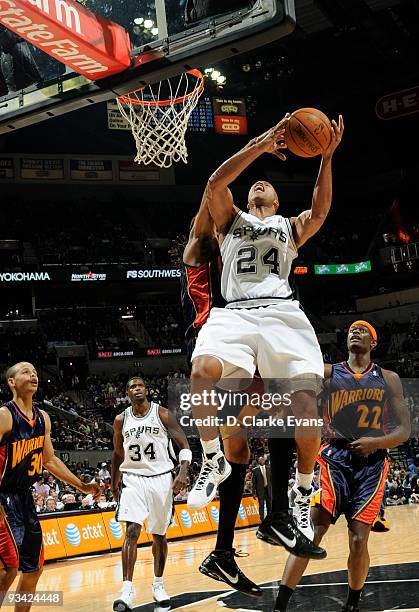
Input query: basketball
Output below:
<box><xmin>285</xmin><ymin>108</ymin><xmax>332</xmax><ymax>158</ymax></box>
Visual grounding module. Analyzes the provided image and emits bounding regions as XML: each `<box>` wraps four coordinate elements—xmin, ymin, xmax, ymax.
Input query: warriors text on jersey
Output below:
<box><xmin>220</xmin><ymin>210</ymin><xmax>297</xmax><ymax>306</ymax></box>
<box><xmin>119</xmin><ymin>402</ymin><xmax>174</xmax><ymax>476</ymax></box>
<box><xmin>0</xmin><ymin>401</ymin><xmax>45</xmax><ymax>491</ymax></box>
<box><xmin>324</xmin><ymin>362</ymin><xmax>388</xmax><ymax>441</ymax></box>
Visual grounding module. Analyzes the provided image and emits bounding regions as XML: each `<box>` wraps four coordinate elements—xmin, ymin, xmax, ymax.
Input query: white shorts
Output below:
<box><xmin>191</xmin><ymin>300</ymin><xmax>323</xmax><ymax>389</ymax></box>
<box><xmin>117</xmin><ymin>471</ymin><xmax>173</xmax><ymax>535</ymax></box>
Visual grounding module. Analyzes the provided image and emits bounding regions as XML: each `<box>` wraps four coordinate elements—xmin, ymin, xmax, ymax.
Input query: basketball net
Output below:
<box><xmin>117</xmin><ymin>69</ymin><xmax>204</xmax><ymax>169</ymax></box>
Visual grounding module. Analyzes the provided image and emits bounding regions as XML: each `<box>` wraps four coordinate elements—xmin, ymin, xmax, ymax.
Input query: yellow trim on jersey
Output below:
<box><xmin>352</xmin><ymin>464</ymin><xmax>385</xmax><ymax>520</ymax></box>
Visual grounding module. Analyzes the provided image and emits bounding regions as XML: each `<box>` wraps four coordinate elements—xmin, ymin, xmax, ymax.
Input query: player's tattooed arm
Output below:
<box><xmin>290</xmin><ymin>115</ymin><xmax>344</xmax><ymax>248</ymax></box>
<box><xmin>41</xmin><ymin>410</ymin><xmax>100</xmax><ymax>499</ymax></box>
<box><xmin>159</xmin><ymin>407</ymin><xmax>191</xmax><ymax>494</ymax></box>
<box><xmin>348</xmin><ymin>370</ymin><xmax>411</xmax><ymax>456</ymax></box>
<box><xmin>111</xmin><ymin>413</ymin><xmax>125</xmax><ymax>502</ymax></box>
<box><xmin>206</xmin><ymin>115</ymin><xmax>289</xmax><ymax>231</ymax></box>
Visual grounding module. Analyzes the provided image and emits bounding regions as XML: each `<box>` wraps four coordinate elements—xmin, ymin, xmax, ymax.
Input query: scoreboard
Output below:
<box><xmin>188</xmin><ymin>97</ymin><xmax>214</xmax><ymax>132</ymax></box>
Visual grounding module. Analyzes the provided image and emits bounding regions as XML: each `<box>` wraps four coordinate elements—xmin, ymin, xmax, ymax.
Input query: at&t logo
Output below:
<box><xmin>180</xmin><ymin>510</ymin><xmax>192</xmax><ymax>528</ymax></box>
<box><xmin>109</xmin><ymin>518</ymin><xmax>123</xmax><ymax>539</ymax></box>
<box><xmin>210</xmin><ymin>506</ymin><xmax>219</xmax><ymax>524</ymax></box>
<box><xmin>65</xmin><ymin>523</ymin><xmax>81</xmax><ymax>547</ymax></box>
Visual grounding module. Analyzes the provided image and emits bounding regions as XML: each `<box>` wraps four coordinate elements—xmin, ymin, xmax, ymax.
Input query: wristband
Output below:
<box><xmin>179</xmin><ymin>449</ymin><xmax>192</xmax><ymax>464</ymax></box>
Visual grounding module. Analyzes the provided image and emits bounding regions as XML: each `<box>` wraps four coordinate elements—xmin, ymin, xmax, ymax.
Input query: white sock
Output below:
<box><xmin>122</xmin><ymin>580</ymin><xmax>132</xmax><ymax>592</ymax></box>
<box><xmin>153</xmin><ymin>576</ymin><xmax>164</xmax><ymax>584</ymax></box>
<box><xmin>296</xmin><ymin>470</ymin><xmax>314</xmax><ymax>491</ymax></box>
<box><xmin>201</xmin><ymin>438</ymin><xmax>220</xmax><ymax>456</ymax></box>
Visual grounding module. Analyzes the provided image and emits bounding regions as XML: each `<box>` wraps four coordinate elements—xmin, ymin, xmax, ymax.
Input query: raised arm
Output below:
<box><xmin>41</xmin><ymin>410</ymin><xmax>100</xmax><ymax>498</ymax></box>
<box><xmin>290</xmin><ymin>115</ymin><xmax>344</xmax><ymax>248</ymax></box>
<box><xmin>207</xmin><ymin>116</ymin><xmax>290</xmax><ymax>232</ymax></box>
<box><xmin>348</xmin><ymin>370</ymin><xmax>411</xmax><ymax>456</ymax></box>
<box><xmin>111</xmin><ymin>413</ymin><xmax>124</xmax><ymax>502</ymax></box>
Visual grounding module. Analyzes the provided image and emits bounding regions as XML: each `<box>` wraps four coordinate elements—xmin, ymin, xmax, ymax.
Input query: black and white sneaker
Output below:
<box><xmin>199</xmin><ymin>549</ymin><xmax>262</xmax><ymax>597</ymax></box>
<box><xmin>187</xmin><ymin>451</ymin><xmax>231</xmax><ymax>509</ymax></box>
<box><xmin>288</xmin><ymin>485</ymin><xmax>317</xmax><ymax>540</ymax></box>
<box><xmin>256</xmin><ymin>511</ymin><xmax>327</xmax><ymax>559</ymax></box>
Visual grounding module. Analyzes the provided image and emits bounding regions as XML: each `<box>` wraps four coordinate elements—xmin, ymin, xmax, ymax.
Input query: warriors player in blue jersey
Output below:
<box><xmin>0</xmin><ymin>362</ymin><xmax>100</xmax><ymax>611</ymax></box>
<box><xmin>111</xmin><ymin>377</ymin><xmax>191</xmax><ymax>612</ymax></box>
<box><xmin>275</xmin><ymin>321</ymin><xmax>411</xmax><ymax>612</ymax></box>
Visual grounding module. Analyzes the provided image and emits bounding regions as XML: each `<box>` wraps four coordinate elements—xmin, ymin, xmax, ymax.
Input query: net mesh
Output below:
<box><xmin>117</xmin><ymin>70</ymin><xmax>204</xmax><ymax>169</ymax></box>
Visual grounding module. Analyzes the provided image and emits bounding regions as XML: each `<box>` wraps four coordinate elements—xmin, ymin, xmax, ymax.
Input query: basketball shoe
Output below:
<box><xmin>152</xmin><ymin>580</ymin><xmax>170</xmax><ymax>606</ymax></box>
<box><xmin>187</xmin><ymin>451</ymin><xmax>232</xmax><ymax>509</ymax></box>
<box><xmin>256</xmin><ymin>511</ymin><xmax>327</xmax><ymax>559</ymax></box>
<box><xmin>371</xmin><ymin>515</ymin><xmax>390</xmax><ymax>532</ymax></box>
<box><xmin>113</xmin><ymin>583</ymin><xmax>134</xmax><ymax>612</ymax></box>
<box><xmin>199</xmin><ymin>549</ymin><xmax>262</xmax><ymax>597</ymax></box>
<box><xmin>288</xmin><ymin>484</ymin><xmax>317</xmax><ymax>540</ymax></box>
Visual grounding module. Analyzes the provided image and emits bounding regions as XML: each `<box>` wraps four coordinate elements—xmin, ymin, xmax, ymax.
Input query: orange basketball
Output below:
<box><xmin>285</xmin><ymin>108</ymin><xmax>332</xmax><ymax>158</ymax></box>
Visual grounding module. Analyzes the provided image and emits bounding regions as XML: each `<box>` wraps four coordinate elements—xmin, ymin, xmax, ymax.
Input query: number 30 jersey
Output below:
<box><xmin>220</xmin><ymin>210</ymin><xmax>297</xmax><ymax>306</ymax></box>
<box><xmin>119</xmin><ymin>402</ymin><xmax>175</xmax><ymax>477</ymax></box>
<box><xmin>324</xmin><ymin>362</ymin><xmax>388</xmax><ymax>442</ymax></box>
<box><xmin>0</xmin><ymin>401</ymin><xmax>45</xmax><ymax>491</ymax></box>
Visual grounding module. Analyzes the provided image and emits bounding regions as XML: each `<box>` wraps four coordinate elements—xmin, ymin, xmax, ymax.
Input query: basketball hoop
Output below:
<box><xmin>117</xmin><ymin>69</ymin><xmax>204</xmax><ymax>169</ymax></box>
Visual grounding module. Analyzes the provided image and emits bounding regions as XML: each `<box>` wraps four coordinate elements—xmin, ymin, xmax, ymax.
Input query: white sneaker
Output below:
<box><xmin>187</xmin><ymin>451</ymin><xmax>232</xmax><ymax>509</ymax></box>
<box><xmin>152</xmin><ymin>581</ymin><xmax>170</xmax><ymax>606</ymax></box>
<box><xmin>288</xmin><ymin>484</ymin><xmax>318</xmax><ymax>541</ymax></box>
<box><xmin>113</xmin><ymin>585</ymin><xmax>134</xmax><ymax>612</ymax></box>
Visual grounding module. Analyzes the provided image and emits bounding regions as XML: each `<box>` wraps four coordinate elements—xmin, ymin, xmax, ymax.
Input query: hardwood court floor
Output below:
<box><xmin>9</xmin><ymin>506</ymin><xmax>419</xmax><ymax>612</ymax></box>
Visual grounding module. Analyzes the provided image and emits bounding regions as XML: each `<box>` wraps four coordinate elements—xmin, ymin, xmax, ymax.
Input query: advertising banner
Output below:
<box><xmin>0</xmin><ymin>158</ymin><xmax>14</xmax><ymax>179</ymax></box>
<box><xmin>57</xmin><ymin>513</ymin><xmax>110</xmax><ymax>557</ymax></box>
<box><xmin>70</xmin><ymin>159</ymin><xmax>113</xmax><ymax>181</ymax></box>
<box><xmin>20</xmin><ymin>159</ymin><xmax>64</xmax><ymax>180</ymax></box>
<box><xmin>175</xmin><ymin>504</ymin><xmax>215</xmax><ymax>537</ymax></box>
<box><xmin>314</xmin><ymin>261</ymin><xmax>371</xmax><ymax>275</ymax></box>
<box><xmin>213</xmin><ymin>97</ymin><xmax>247</xmax><ymax>135</ymax></box>
<box><xmin>241</xmin><ymin>496</ymin><xmax>261</xmax><ymax>526</ymax></box>
<box><xmin>102</xmin><ymin>511</ymin><xmax>150</xmax><ymax>548</ymax></box>
<box><xmin>41</xmin><ymin>518</ymin><xmax>67</xmax><ymax>561</ymax></box>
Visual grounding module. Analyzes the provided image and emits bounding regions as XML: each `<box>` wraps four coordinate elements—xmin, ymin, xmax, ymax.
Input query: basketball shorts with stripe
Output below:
<box><xmin>0</xmin><ymin>489</ymin><xmax>44</xmax><ymax>572</ymax></box>
<box><xmin>116</xmin><ymin>471</ymin><xmax>174</xmax><ymax>535</ymax></box>
<box><xmin>316</xmin><ymin>442</ymin><xmax>389</xmax><ymax>525</ymax></box>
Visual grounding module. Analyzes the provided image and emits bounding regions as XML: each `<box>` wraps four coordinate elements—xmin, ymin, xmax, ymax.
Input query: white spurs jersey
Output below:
<box><xmin>220</xmin><ymin>210</ymin><xmax>298</xmax><ymax>307</ymax></box>
<box><xmin>119</xmin><ymin>402</ymin><xmax>175</xmax><ymax>476</ymax></box>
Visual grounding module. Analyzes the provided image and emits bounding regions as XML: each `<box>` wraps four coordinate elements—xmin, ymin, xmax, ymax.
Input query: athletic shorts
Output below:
<box><xmin>116</xmin><ymin>471</ymin><xmax>174</xmax><ymax>535</ymax></box>
<box><xmin>316</xmin><ymin>442</ymin><xmax>389</xmax><ymax>525</ymax></box>
<box><xmin>191</xmin><ymin>301</ymin><xmax>323</xmax><ymax>392</ymax></box>
<box><xmin>0</xmin><ymin>489</ymin><xmax>44</xmax><ymax>572</ymax></box>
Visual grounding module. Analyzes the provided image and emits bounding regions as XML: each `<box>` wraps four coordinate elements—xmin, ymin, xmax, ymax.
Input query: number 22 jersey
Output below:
<box><xmin>0</xmin><ymin>401</ymin><xmax>45</xmax><ymax>491</ymax></box>
<box><xmin>119</xmin><ymin>402</ymin><xmax>175</xmax><ymax>477</ymax></box>
<box><xmin>324</xmin><ymin>362</ymin><xmax>388</xmax><ymax>442</ymax></box>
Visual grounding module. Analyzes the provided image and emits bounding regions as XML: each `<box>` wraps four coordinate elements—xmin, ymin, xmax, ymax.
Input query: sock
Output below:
<box><xmin>346</xmin><ymin>587</ymin><xmax>362</xmax><ymax>607</ymax></box>
<box><xmin>268</xmin><ymin>437</ymin><xmax>295</xmax><ymax>514</ymax></box>
<box><xmin>215</xmin><ymin>462</ymin><xmax>247</xmax><ymax>550</ymax></box>
<box><xmin>122</xmin><ymin>580</ymin><xmax>132</xmax><ymax>592</ymax></box>
<box><xmin>201</xmin><ymin>438</ymin><xmax>221</xmax><ymax>458</ymax></box>
<box><xmin>275</xmin><ymin>585</ymin><xmax>294</xmax><ymax>611</ymax></box>
<box><xmin>153</xmin><ymin>576</ymin><xmax>163</xmax><ymax>584</ymax></box>
<box><xmin>296</xmin><ymin>469</ymin><xmax>314</xmax><ymax>491</ymax></box>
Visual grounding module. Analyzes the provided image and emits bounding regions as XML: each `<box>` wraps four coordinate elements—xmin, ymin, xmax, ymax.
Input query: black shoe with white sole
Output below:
<box><xmin>199</xmin><ymin>549</ymin><xmax>262</xmax><ymax>597</ymax></box>
<box><xmin>256</xmin><ymin>511</ymin><xmax>327</xmax><ymax>560</ymax></box>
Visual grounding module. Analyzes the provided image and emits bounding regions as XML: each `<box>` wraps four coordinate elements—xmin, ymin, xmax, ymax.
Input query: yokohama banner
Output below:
<box><xmin>0</xmin><ymin>0</ymin><xmax>131</xmax><ymax>78</ymax></box>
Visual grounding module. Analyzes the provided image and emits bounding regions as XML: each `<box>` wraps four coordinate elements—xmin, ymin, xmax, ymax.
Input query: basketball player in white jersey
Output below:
<box><xmin>112</xmin><ymin>377</ymin><xmax>191</xmax><ymax>612</ymax></box>
<box><xmin>187</xmin><ymin>113</ymin><xmax>344</xmax><ymax>559</ymax></box>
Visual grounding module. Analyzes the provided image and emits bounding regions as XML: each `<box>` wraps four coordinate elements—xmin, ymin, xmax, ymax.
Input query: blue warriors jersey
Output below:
<box><xmin>324</xmin><ymin>362</ymin><xmax>388</xmax><ymax>442</ymax></box>
<box><xmin>0</xmin><ymin>401</ymin><xmax>45</xmax><ymax>491</ymax></box>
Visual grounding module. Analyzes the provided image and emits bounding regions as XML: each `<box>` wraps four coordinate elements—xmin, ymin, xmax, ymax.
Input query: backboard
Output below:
<box><xmin>0</xmin><ymin>0</ymin><xmax>295</xmax><ymax>134</ymax></box>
